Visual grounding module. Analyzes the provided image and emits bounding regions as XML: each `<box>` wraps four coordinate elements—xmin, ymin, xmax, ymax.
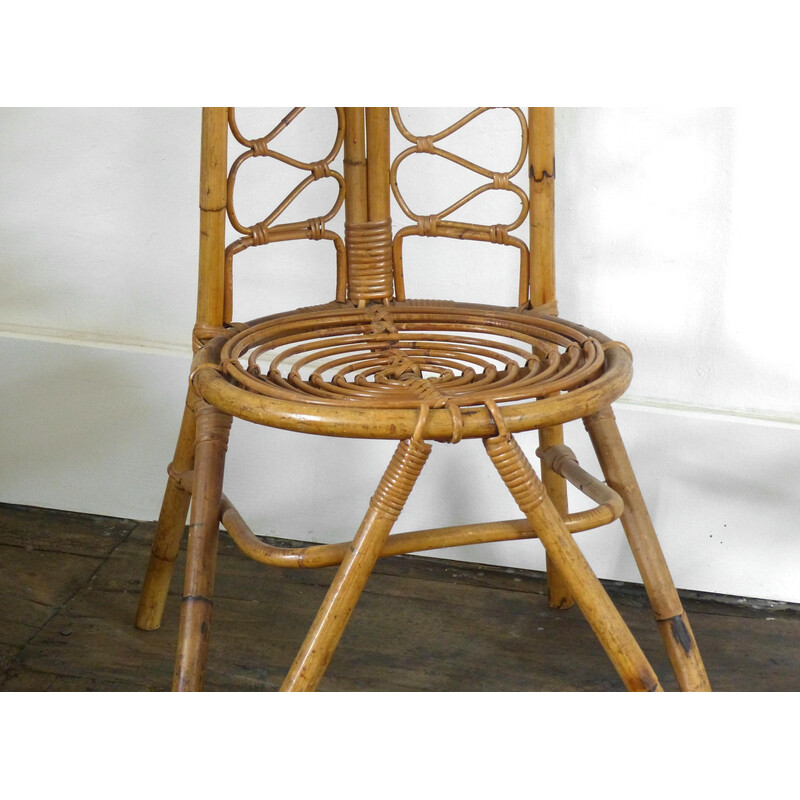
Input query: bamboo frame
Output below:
<box><xmin>529</xmin><ymin>107</ymin><xmax>556</xmax><ymax>311</ymax></box>
<box><xmin>194</xmin><ymin>108</ymin><xmax>228</xmax><ymax>344</ymax></box>
<box><xmin>147</xmin><ymin>443</ymin><xmax>622</xmax><ymax>572</ymax></box>
<box><xmin>136</xmin><ymin>107</ymin><xmax>710</xmax><ymax>693</ymax></box>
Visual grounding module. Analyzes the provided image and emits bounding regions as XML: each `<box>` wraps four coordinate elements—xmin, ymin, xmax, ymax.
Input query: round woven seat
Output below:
<box><xmin>191</xmin><ymin>300</ymin><xmax>633</xmax><ymax>441</ymax></box>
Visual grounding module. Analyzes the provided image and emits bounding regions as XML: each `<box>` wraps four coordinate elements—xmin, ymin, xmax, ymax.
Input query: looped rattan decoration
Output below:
<box><xmin>223</xmin><ymin>108</ymin><xmax>348</xmax><ymax>317</ymax></box>
<box><xmin>390</xmin><ymin>107</ymin><xmax>531</xmax><ymax>306</ymax></box>
<box><xmin>212</xmin><ymin>302</ymin><xmax>605</xmax><ymax>442</ymax></box>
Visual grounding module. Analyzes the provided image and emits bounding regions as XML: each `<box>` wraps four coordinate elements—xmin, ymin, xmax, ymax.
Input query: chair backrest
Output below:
<box><xmin>193</xmin><ymin>107</ymin><xmax>556</xmax><ymax>349</ymax></box>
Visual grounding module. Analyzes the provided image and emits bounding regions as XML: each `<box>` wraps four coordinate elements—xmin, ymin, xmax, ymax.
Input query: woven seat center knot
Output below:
<box><xmin>214</xmin><ymin>302</ymin><xmax>607</xmax><ymax>412</ymax></box>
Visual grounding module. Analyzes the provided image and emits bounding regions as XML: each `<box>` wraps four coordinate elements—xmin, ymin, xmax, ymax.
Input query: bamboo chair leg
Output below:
<box><xmin>172</xmin><ymin>401</ymin><xmax>232</xmax><ymax>692</ymax></box>
<box><xmin>136</xmin><ymin>389</ymin><xmax>197</xmax><ymax>630</ymax></box>
<box><xmin>484</xmin><ymin>428</ymin><xmax>662</xmax><ymax>691</ymax></box>
<box><xmin>584</xmin><ymin>407</ymin><xmax>711</xmax><ymax>691</ymax></box>
<box><xmin>281</xmin><ymin>435</ymin><xmax>432</xmax><ymax>692</ymax></box>
<box><xmin>538</xmin><ymin>425</ymin><xmax>575</xmax><ymax>609</ymax></box>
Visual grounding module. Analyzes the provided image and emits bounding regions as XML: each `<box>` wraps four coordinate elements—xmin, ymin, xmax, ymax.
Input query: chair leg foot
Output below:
<box><xmin>172</xmin><ymin>401</ymin><xmax>232</xmax><ymax>692</ymax></box>
<box><xmin>584</xmin><ymin>406</ymin><xmax>711</xmax><ymax>691</ymax></box>
<box><xmin>136</xmin><ymin>391</ymin><xmax>197</xmax><ymax>631</ymax></box>
<box><xmin>485</xmin><ymin>429</ymin><xmax>662</xmax><ymax>691</ymax></box>
<box><xmin>281</xmin><ymin>436</ymin><xmax>432</xmax><ymax>692</ymax></box>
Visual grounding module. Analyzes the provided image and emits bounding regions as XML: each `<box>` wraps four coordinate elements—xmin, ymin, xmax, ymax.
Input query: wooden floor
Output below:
<box><xmin>1</xmin><ymin>502</ymin><xmax>798</xmax><ymax>691</ymax></box>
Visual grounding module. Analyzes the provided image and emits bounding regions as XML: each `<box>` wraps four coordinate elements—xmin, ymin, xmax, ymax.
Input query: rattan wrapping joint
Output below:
<box><xmin>484</xmin><ymin>433</ymin><xmax>546</xmax><ymax>515</ymax></box>
<box><xmin>370</xmin><ymin>436</ymin><xmax>432</xmax><ymax>521</ymax></box>
<box><xmin>346</xmin><ymin>219</ymin><xmax>394</xmax><ymax>302</ymax></box>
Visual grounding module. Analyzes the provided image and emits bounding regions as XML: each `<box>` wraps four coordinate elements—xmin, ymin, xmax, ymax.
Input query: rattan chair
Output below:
<box><xmin>135</xmin><ymin>107</ymin><xmax>710</xmax><ymax>691</ymax></box>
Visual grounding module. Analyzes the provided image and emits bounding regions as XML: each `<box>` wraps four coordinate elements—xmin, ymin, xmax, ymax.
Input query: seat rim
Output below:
<box><xmin>190</xmin><ymin>299</ymin><xmax>633</xmax><ymax>441</ymax></box>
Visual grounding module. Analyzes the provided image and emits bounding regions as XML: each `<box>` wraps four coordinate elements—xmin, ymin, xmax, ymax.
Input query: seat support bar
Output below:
<box><xmin>162</xmin><ymin>441</ymin><xmax>625</xmax><ymax>569</ymax></box>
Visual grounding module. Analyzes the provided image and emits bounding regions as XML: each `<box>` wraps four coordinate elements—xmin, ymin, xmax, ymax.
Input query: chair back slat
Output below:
<box><xmin>196</xmin><ymin>107</ymin><xmax>557</xmax><ymax>328</ymax></box>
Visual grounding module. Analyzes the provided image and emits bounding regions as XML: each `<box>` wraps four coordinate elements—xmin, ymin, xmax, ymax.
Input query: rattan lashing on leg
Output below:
<box><xmin>483</xmin><ymin>403</ymin><xmax>662</xmax><ymax>691</ymax></box>
<box><xmin>172</xmin><ymin>401</ymin><xmax>232</xmax><ymax>692</ymax></box>
<box><xmin>282</xmin><ymin>410</ymin><xmax>432</xmax><ymax>691</ymax></box>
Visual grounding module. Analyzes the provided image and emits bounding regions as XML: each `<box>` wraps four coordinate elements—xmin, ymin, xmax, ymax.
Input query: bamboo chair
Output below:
<box><xmin>136</xmin><ymin>107</ymin><xmax>711</xmax><ymax>692</ymax></box>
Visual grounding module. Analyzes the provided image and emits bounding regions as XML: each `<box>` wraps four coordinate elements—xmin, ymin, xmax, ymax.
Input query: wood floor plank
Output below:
<box><xmin>0</xmin><ymin>503</ymin><xmax>135</xmax><ymax>557</ymax></box>
<box><xmin>0</xmin><ymin>544</ymin><xmax>106</xmax><ymax>631</ymax></box>
<box><xmin>2</xmin><ymin>504</ymin><xmax>799</xmax><ymax>692</ymax></box>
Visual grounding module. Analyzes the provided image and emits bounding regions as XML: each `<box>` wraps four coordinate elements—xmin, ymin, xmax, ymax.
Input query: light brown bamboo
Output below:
<box><xmin>281</xmin><ymin>435</ymin><xmax>431</xmax><ymax>691</ymax></box>
<box><xmin>220</xmin><ymin>483</ymin><xmax>621</xmax><ymax>570</ymax></box>
<box><xmin>538</xmin><ymin>425</ymin><xmax>574</xmax><ymax>609</ymax></box>
<box><xmin>584</xmin><ymin>406</ymin><xmax>711</xmax><ymax>691</ymax></box>
<box><xmin>529</xmin><ymin>107</ymin><xmax>555</xmax><ymax>310</ymax></box>
<box><xmin>135</xmin><ymin>391</ymin><xmax>197</xmax><ymax>630</ymax></box>
<box><xmin>538</xmin><ymin>443</ymin><xmax>623</xmax><ymax>520</ymax></box>
<box><xmin>172</xmin><ymin>401</ymin><xmax>232</xmax><ymax>692</ymax></box>
<box><xmin>344</xmin><ymin>107</ymin><xmax>368</xmax><ymax>226</ymax></box>
<box><xmin>137</xmin><ymin>106</ymin><xmax>709</xmax><ymax>693</ymax></box>
<box><xmin>485</xmin><ymin>430</ymin><xmax>661</xmax><ymax>691</ymax></box>
<box><xmin>366</xmin><ymin>107</ymin><xmax>391</xmax><ymax>223</ymax></box>
<box><xmin>191</xmin><ymin>317</ymin><xmax>634</xmax><ymax>442</ymax></box>
<box><xmin>196</xmin><ymin>108</ymin><xmax>228</xmax><ymax>339</ymax></box>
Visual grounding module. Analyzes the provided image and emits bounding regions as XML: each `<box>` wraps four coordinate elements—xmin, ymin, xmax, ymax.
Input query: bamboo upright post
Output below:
<box><xmin>538</xmin><ymin>425</ymin><xmax>574</xmax><ymax>609</ymax></box>
<box><xmin>529</xmin><ymin>107</ymin><xmax>555</xmax><ymax>310</ymax></box>
<box><xmin>135</xmin><ymin>393</ymin><xmax>197</xmax><ymax>630</ymax></box>
<box><xmin>282</xmin><ymin>434</ymin><xmax>431</xmax><ymax>691</ymax></box>
<box><xmin>344</xmin><ymin>107</ymin><xmax>394</xmax><ymax>305</ymax></box>
<box><xmin>484</xmin><ymin>427</ymin><xmax>660</xmax><ymax>691</ymax></box>
<box><xmin>344</xmin><ymin>108</ymin><xmax>368</xmax><ymax>226</ymax></box>
<box><xmin>173</xmin><ymin>401</ymin><xmax>232</xmax><ymax>691</ymax></box>
<box><xmin>366</xmin><ymin>107</ymin><xmax>391</xmax><ymax>224</ymax></box>
<box><xmin>584</xmin><ymin>407</ymin><xmax>711</xmax><ymax>691</ymax></box>
<box><xmin>137</xmin><ymin>107</ymin><xmax>229</xmax><ymax>631</ymax></box>
<box><xmin>195</xmin><ymin>107</ymin><xmax>229</xmax><ymax>341</ymax></box>
<box><xmin>529</xmin><ymin>107</ymin><xmax>573</xmax><ymax>608</ymax></box>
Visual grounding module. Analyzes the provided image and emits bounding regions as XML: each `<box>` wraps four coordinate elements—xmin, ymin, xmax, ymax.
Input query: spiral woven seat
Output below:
<box><xmin>191</xmin><ymin>300</ymin><xmax>634</xmax><ymax>441</ymax></box>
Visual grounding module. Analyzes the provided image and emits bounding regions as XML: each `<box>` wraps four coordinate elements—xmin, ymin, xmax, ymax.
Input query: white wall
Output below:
<box><xmin>1</xmin><ymin>107</ymin><xmax>799</xmax><ymax>603</ymax></box>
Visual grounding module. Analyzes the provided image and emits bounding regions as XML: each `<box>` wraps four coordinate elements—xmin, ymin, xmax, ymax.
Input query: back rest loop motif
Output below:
<box><xmin>389</xmin><ymin>107</ymin><xmax>532</xmax><ymax>307</ymax></box>
<box><xmin>223</xmin><ymin>108</ymin><xmax>347</xmax><ymax>315</ymax></box>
